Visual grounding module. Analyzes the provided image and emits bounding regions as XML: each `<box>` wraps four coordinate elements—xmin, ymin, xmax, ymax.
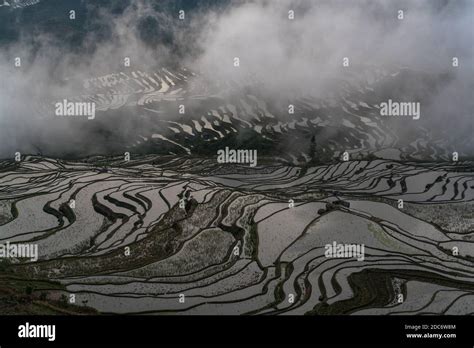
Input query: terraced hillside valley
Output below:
<box><xmin>1</xmin><ymin>0</ymin><xmax>473</xmax><ymax>317</ymax></box>
<box><xmin>0</xmin><ymin>155</ymin><xmax>473</xmax><ymax>314</ymax></box>
<box><xmin>20</xmin><ymin>65</ymin><xmax>472</xmax><ymax>162</ymax></box>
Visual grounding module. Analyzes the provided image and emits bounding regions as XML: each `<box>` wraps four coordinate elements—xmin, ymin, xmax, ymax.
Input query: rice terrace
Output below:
<box><xmin>0</xmin><ymin>0</ymin><xmax>473</xmax><ymax>324</ymax></box>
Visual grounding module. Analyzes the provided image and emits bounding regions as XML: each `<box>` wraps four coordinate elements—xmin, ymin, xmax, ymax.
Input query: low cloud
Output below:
<box><xmin>0</xmin><ymin>0</ymin><xmax>472</xmax><ymax>158</ymax></box>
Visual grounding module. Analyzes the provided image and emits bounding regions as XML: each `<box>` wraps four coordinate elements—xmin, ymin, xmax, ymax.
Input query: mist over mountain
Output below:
<box><xmin>0</xmin><ymin>0</ymin><xmax>472</xmax><ymax>161</ymax></box>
